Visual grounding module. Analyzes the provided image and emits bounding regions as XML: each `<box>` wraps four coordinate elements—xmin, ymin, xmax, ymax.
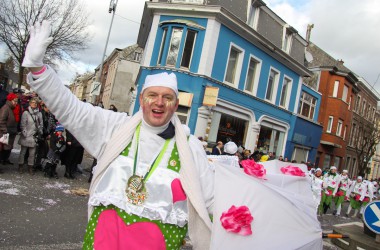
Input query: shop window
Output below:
<box><xmin>292</xmin><ymin>146</ymin><xmax>309</xmax><ymax>163</ymax></box>
<box><xmin>265</xmin><ymin>68</ymin><xmax>279</xmax><ymax>103</ymax></box>
<box><xmin>279</xmin><ymin>77</ymin><xmax>292</xmax><ymax>109</ymax></box>
<box><xmin>225</xmin><ymin>45</ymin><xmax>243</xmax><ymax>86</ymax></box>
<box><xmin>298</xmin><ymin>92</ymin><xmax>316</xmax><ymax>120</ymax></box>
<box><xmin>334</xmin><ymin>157</ymin><xmax>341</xmax><ymax>169</ymax></box>
<box><xmin>327</xmin><ymin>116</ymin><xmax>333</xmax><ymax>133</ymax></box>
<box><xmin>244</xmin><ymin>56</ymin><xmax>261</xmax><ymax>93</ymax></box>
<box><xmin>257</xmin><ymin>125</ymin><xmax>285</xmax><ymax>158</ymax></box>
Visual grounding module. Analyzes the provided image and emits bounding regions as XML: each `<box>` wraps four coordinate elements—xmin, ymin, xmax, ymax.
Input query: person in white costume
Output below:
<box><xmin>321</xmin><ymin>166</ymin><xmax>340</xmax><ymax>214</ymax></box>
<box><xmin>345</xmin><ymin>176</ymin><xmax>366</xmax><ymax>218</ymax></box>
<box><xmin>333</xmin><ymin>169</ymin><xmax>351</xmax><ymax>216</ymax></box>
<box><xmin>22</xmin><ymin>20</ymin><xmax>214</xmax><ymax>250</ymax></box>
<box><xmin>310</xmin><ymin>168</ymin><xmax>324</xmax><ymax>214</ymax></box>
<box><xmin>359</xmin><ymin>180</ymin><xmax>373</xmax><ymax>215</ymax></box>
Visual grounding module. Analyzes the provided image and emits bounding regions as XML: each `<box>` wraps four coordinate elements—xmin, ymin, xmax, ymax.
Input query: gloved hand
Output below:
<box><xmin>22</xmin><ymin>20</ymin><xmax>53</xmax><ymax>68</ymax></box>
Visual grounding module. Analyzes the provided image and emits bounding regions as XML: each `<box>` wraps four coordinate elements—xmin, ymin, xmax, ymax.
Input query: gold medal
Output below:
<box><xmin>126</xmin><ymin>175</ymin><xmax>148</xmax><ymax>205</ymax></box>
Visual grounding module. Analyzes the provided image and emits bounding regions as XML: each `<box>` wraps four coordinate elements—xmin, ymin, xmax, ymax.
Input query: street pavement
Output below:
<box><xmin>0</xmin><ymin>149</ymin><xmax>363</xmax><ymax>249</ymax></box>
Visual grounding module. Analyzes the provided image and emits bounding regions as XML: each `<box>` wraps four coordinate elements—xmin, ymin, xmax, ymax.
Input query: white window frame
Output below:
<box><xmin>355</xmin><ymin>95</ymin><xmax>361</xmax><ymax>113</ymax></box>
<box><xmin>180</xmin><ymin>29</ymin><xmax>197</xmax><ymax>69</ymax></box>
<box><xmin>247</xmin><ymin>4</ymin><xmax>260</xmax><ymax>30</ymax></box>
<box><xmin>279</xmin><ymin>75</ymin><xmax>292</xmax><ymax>109</ymax></box>
<box><xmin>282</xmin><ymin>26</ymin><xmax>293</xmax><ymax>53</ymax></box>
<box><xmin>265</xmin><ymin>67</ymin><xmax>280</xmax><ymax>104</ymax></box>
<box><xmin>348</xmin><ymin>96</ymin><xmax>352</xmax><ymax>110</ymax></box>
<box><xmin>224</xmin><ymin>43</ymin><xmax>244</xmax><ymax>88</ymax></box>
<box><xmin>244</xmin><ymin>54</ymin><xmax>262</xmax><ymax>95</ymax></box>
<box><xmin>342</xmin><ymin>84</ymin><xmax>348</xmax><ymax>102</ymax></box>
<box><xmin>343</xmin><ymin>125</ymin><xmax>347</xmax><ymax>140</ymax></box>
<box><xmin>336</xmin><ymin>119</ymin><xmax>343</xmax><ymax>137</ymax></box>
<box><xmin>333</xmin><ymin>80</ymin><xmax>339</xmax><ymax>97</ymax></box>
<box><xmin>327</xmin><ymin>116</ymin><xmax>333</xmax><ymax>133</ymax></box>
<box><xmin>157</xmin><ymin>28</ymin><xmax>168</xmax><ymax>65</ymax></box>
<box><xmin>361</xmin><ymin>100</ymin><xmax>366</xmax><ymax>115</ymax></box>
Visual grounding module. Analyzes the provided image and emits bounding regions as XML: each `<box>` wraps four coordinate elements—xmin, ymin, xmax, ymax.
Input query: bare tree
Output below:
<box><xmin>0</xmin><ymin>0</ymin><xmax>91</xmax><ymax>88</ymax></box>
<box><xmin>352</xmin><ymin>115</ymin><xmax>380</xmax><ymax>177</ymax></box>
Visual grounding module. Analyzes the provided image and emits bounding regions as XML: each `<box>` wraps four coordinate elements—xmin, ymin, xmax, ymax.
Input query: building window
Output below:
<box><xmin>133</xmin><ymin>52</ymin><xmax>142</xmax><ymax>62</ymax></box>
<box><xmin>327</xmin><ymin>116</ymin><xmax>333</xmax><ymax>133</ymax></box>
<box><xmin>298</xmin><ymin>92</ymin><xmax>317</xmax><ymax>120</ymax></box>
<box><xmin>158</xmin><ymin>25</ymin><xmax>198</xmax><ymax>69</ymax></box>
<box><xmin>292</xmin><ymin>146</ymin><xmax>309</xmax><ymax>163</ymax></box>
<box><xmin>361</xmin><ymin>100</ymin><xmax>366</xmax><ymax>115</ymax></box>
<box><xmin>166</xmin><ymin>28</ymin><xmax>183</xmax><ymax>66</ymax></box>
<box><xmin>342</xmin><ymin>84</ymin><xmax>348</xmax><ymax>102</ymax></box>
<box><xmin>265</xmin><ymin>68</ymin><xmax>280</xmax><ymax>103</ymax></box>
<box><xmin>279</xmin><ymin>77</ymin><xmax>292</xmax><ymax>109</ymax></box>
<box><xmin>171</xmin><ymin>0</ymin><xmax>205</xmax><ymax>4</ymax></box>
<box><xmin>245</xmin><ymin>56</ymin><xmax>261</xmax><ymax>93</ymax></box>
<box><xmin>372</xmin><ymin>107</ymin><xmax>376</xmax><ymax>121</ymax></box>
<box><xmin>225</xmin><ymin>45</ymin><xmax>243</xmax><ymax>86</ymax></box>
<box><xmin>180</xmin><ymin>30</ymin><xmax>197</xmax><ymax>68</ymax></box>
<box><xmin>336</xmin><ymin>119</ymin><xmax>343</xmax><ymax>136</ymax></box>
<box><xmin>348</xmin><ymin>95</ymin><xmax>352</xmax><ymax>110</ymax></box>
<box><xmin>157</xmin><ymin>28</ymin><xmax>168</xmax><ymax>65</ymax></box>
<box><xmin>282</xmin><ymin>28</ymin><xmax>293</xmax><ymax>53</ymax></box>
<box><xmin>334</xmin><ymin>157</ymin><xmax>341</xmax><ymax>169</ymax></box>
<box><xmin>333</xmin><ymin>80</ymin><xmax>339</xmax><ymax>97</ymax></box>
<box><xmin>175</xmin><ymin>105</ymin><xmax>190</xmax><ymax>124</ymax></box>
<box><xmin>247</xmin><ymin>5</ymin><xmax>260</xmax><ymax>29</ymax></box>
<box><xmin>323</xmin><ymin>154</ymin><xmax>331</xmax><ymax>168</ymax></box>
<box><xmin>354</xmin><ymin>95</ymin><xmax>361</xmax><ymax>112</ymax></box>
<box><xmin>343</xmin><ymin>125</ymin><xmax>347</xmax><ymax>140</ymax></box>
<box><xmin>350</xmin><ymin>123</ymin><xmax>356</xmax><ymax>146</ymax></box>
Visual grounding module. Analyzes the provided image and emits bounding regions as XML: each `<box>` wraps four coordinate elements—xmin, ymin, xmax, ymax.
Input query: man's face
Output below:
<box><xmin>330</xmin><ymin>168</ymin><xmax>336</xmax><ymax>174</ymax></box>
<box><xmin>139</xmin><ymin>86</ymin><xmax>178</xmax><ymax>127</ymax></box>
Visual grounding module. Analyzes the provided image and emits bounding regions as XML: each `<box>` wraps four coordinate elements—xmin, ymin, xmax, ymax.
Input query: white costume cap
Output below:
<box><xmin>357</xmin><ymin>176</ymin><xmax>363</xmax><ymax>180</ymax></box>
<box><xmin>142</xmin><ymin>72</ymin><xmax>178</xmax><ymax>96</ymax></box>
<box><xmin>224</xmin><ymin>141</ymin><xmax>238</xmax><ymax>155</ymax></box>
<box><xmin>315</xmin><ymin>168</ymin><xmax>322</xmax><ymax>172</ymax></box>
<box><xmin>330</xmin><ymin>166</ymin><xmax>337</xmax><ymax>170</ymax></box>
<box><xmin>342</xmin><ymin>169</ymin><xmax>348</xmax><ymax>173</ymax></box>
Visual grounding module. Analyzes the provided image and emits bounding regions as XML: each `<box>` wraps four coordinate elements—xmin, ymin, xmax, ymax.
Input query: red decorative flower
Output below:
<box><xmin>240</xmin><ymin>159</ymin><xmax>266</xmax><ymax>179</ymax></box>
<box><xmin>358</xmin><ymin>189</ymin><xmax>362</xmax><ymax>192</ymax></box>
<box><xmin>343</xmin><ymin>184</ymin><xmax>347</xmax><ymax>187</ymax></box>
<box><xmin>355</xmin><ymin>194</ymin><xmax>361</xmax><ymax>201</ymax></box>
<box><xmin>325</xmin><ymin>189</ymin><xmax>333</xmax><ymax>196</ymax></box>
<box><xmin>336</xmin><ymin>190</ymin><xmax>344</xmax><ymax>196</ymax></box>
<box><xmin>363</xmin><ymin>197</ymin><xmax>370</xmax><ymax>202</ymax></box>
<box><xmin>280</xmin><ymin>166</ymin><xmax>306</xmax><ymax>177</ymax></box>
<box><xmin>220</xmin><ymin>205</ymin><xmax>253</xmax><ymax>236</ymax></box>
<box><xmin>332</xmin><ymin>181</ymin><xmax>336</xmax><ymax>185</ymax></box>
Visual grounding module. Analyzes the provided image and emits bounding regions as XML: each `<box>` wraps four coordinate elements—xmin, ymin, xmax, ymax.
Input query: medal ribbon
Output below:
<box><xmin>132</xmin><ymin>123</ymin><xmax>171</xmax><ymax>182</ymax></box>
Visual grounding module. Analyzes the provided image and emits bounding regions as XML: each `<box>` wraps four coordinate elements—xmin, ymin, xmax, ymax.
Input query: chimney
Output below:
<box><xmin>306</xmin><ymin>24</ymin><xmax>314</xmax><ymax>44</ymax></box>
<box><xmin>337</xmin><ymin>59</ymin><xmax>344</xmax><ymax>65</ymax></box>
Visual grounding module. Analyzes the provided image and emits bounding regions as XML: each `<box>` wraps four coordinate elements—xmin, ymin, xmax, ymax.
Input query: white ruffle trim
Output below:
<box><xmin>89</xmin><ymin>192</ymin><xmax>188</xmax><ymax>227</ymax></box>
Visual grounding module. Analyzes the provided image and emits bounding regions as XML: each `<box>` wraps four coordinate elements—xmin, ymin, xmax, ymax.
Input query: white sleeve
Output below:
<box><xmin>188</xmin><ymin>135</ymin><xmax>214</xmax><ymax>214</ymax></box>
<box><xmin>27</xmin><ymin>67</ymin><xmax>130</xmax><ymax>158</ymax></box>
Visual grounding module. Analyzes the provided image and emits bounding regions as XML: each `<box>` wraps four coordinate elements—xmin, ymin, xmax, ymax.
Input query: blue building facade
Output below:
<box><xmin>134</xmin><ymin>1</ymin><xmax>322</xmax><ymax>162</ymax></box>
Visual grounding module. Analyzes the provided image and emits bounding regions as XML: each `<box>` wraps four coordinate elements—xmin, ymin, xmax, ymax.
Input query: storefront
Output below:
<box><xmin>257</xmin><ymin>117</ymin><xmax>288</xmax><ymax>158</ymax></box>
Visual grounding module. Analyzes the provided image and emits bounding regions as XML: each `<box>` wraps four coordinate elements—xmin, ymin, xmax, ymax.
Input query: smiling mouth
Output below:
<box><xmin>152</xmin><ymin>109</ymin><xmax>164</xmax><ymax>114</ymax></box>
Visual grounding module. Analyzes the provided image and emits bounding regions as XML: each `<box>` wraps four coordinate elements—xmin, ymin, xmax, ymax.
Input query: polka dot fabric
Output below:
<box><xmin>83</xmin><ymin>205</ymin><xmax>187</xmax><ymax>250</ymax></box>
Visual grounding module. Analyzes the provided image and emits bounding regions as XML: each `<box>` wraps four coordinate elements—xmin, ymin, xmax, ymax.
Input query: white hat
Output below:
<box><xmin>342</xmin><ymin>169</ymin><xmax>348</xmax><ymax>173</ymax></box>
<box><xmin>142</xmin><ymin>72</ymin><xmax>178</xmax><ymax>96</ymax></box>
<box><xmin>224</xmin><ymin>141</ymin><xmax>238</xmax><ymax>155</ymax></box>
<box><xmin>315</xmin><ymin>168</ymin><xmax>322</xmax><ymax>172</ymax></box>
<box><xmin>330</xmin><ymin>166</ymin><xmax>337</xmax><ymax>170</ymax></box>
<box><xmin>357</xmin><ymin>176</ymin><xmax>363</xmax><ymax>180</ymax></box>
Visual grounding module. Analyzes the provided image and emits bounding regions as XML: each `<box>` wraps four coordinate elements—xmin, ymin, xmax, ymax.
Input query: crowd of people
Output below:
<box><xmin>0</xmin><ymin>87</ymin><xmax>87</xmax><ymax>179</ymax></box>
<box><xmin>310</xmin><ymin>166</ymin><xmax>379</xmax><ymax>217</ymax></box>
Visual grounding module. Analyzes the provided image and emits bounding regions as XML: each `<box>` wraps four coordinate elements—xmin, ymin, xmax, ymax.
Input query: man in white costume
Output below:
<box><xmin>321</xmin><ymin>166</ymin><xmax>340</xmax><ymax>214</ymax></box>
<box><xmin>310</xmin><ymin>168</ymin><xmax>324</xmax><ymax>214</ymax></box>
<box><xmin>22</xmin><ymin>20</ymin><xmax>213</xmax><ymax>250</ymax></box>
<box><xmin>333</xmin><ymin>169</ymin><xmax>351</xmax><ymax>216</ymax></box>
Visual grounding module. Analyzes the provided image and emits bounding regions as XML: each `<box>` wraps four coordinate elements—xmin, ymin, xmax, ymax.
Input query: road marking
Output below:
<box><xmin>369</xmin><ymin>203</ymin><xmax>380</xmax><ymax>227</ymax></box>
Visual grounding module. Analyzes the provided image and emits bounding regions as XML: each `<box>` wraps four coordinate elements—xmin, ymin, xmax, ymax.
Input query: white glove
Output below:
<box><xmin>22</xmin><ymin>20</ymin><xmax>53</xmax><ymax>68</ymax></box>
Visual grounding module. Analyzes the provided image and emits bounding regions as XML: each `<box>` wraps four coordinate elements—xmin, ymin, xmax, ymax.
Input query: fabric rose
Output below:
<box><xmin>325</xmin><ymin>189</ymin><xmax>333</xmax><ymax>196</ymax></box>
<box><xmin>354</xmin><ymin>194</ymin><xmax>361</xmax><ymax>201</ymax></box>
<box><xmin>331</xmin><ymin>181</ymin><xmax>336</xmax><ymax>185</ymax></box>
<box><xmin>335</xmin><ymin>190</ymin><xmax>344</xmax><ymax>196</ymax></box>
<box><xmin>280</xmin><ymin>166</ymin><xmax>306</xmax><ymax>177</ymax></box>
<box><xmin>240</xmin><ymin>159</ymin><xmax>266</xmax><ymax>179</ymax></box>
<box><xmin>220</xmin><ymin>205</ymin><xmax>253</xmax><ymax>236</ymax></box>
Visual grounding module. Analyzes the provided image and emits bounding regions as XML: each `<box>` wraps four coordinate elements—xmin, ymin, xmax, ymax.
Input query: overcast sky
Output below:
<box><xmin>1</xmin><ymin>0</ymin><xmax>380</xmax><ymax>93</ymax></box>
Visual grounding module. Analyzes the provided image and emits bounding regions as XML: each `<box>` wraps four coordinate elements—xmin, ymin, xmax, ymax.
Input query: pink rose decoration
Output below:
<box><xmin>336</xmin><ymin>190</ymin><xmax>344</xmax><ymax>196</ymax></box>
<box><xmin>240</xmin><ymin>159</ymin><xmax>266</xmax><ymax>179</ymax></box>
<box><xmin>280</xmin><ymin>166</ymin><xmax>306</xmax><ymax>177</ymax></box>
<box><xmin>332</xmin><ymin>181</ymin><xmax>336</xmax><ymax>185</ymax></box>
<box><xmin>343</xmin><ymin>184</ymin><xmax>347</xmax><ymax>187</ymax></box>
<box><xmin>220</xmin><ymin>205</ymin><xmax>253</xmax><ymax>236</ymax></box>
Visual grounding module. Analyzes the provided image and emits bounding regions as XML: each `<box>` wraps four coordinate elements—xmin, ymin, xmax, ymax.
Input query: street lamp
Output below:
<box><xmin>91</xmin><ymin>0</ymin><xmax>119</xmax><ymax>99</ymax></box>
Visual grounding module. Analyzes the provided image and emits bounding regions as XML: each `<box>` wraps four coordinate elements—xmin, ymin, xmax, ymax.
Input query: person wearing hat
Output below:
<box><xmin>22</xmin><ymin>20</ymin><xmax>214</xmax><ymax>249</ymax></box>
<box><xmin>44</xmin><ymin>124</ymin><xmax>66</xmax><ymax>178</ymax></box>
<box><xmin>359</xmin><ymin>179</ymin><xmax>374</xmax><ymax>215</ymax></box>
<box><xmin>321</xmin><ymin>166</ymin><xmax>341</xmax><ymax>214</ymax></box>
<box><xmin>0</xmin><ymin>93</ymin><xmax>19</xmax><ymax>169</ymax></box>
<box><xmin>333</xmin><ymin>169</ymin><xmax>351</xmax><ymax>216</ymax></box>
<box><xmin>345</xmin><ymin>176</ymin><xmax>366</xmax><ymax>217</ymax></box>
<box><xmin>310</xmin><ymin>168</ymin><xmax>324</xmax><ymax>215</ymax></box>
<box><xmin>223</xmin><ymin>141</ymin><xmax>238</xmax><ymax>156</ymax></box>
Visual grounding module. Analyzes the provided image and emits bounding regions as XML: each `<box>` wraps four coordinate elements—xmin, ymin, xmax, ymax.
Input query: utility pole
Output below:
<box><xmin>91</xmin><ymin>0</ymin><xmax>119</xmax><ymax>102</ymax></box>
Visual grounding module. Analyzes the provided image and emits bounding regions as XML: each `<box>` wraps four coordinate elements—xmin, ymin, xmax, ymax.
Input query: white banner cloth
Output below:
<box><xmin>210</xmin><ymin>159</ymin><xmax>322</xmax><ymax>250</ymax></box>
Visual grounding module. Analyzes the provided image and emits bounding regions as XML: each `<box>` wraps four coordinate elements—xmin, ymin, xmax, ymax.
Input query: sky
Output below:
<box><xmin>1</xmin><ymin>0</ymin><xmax>380</xmax><ymax>93</ymax></box>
